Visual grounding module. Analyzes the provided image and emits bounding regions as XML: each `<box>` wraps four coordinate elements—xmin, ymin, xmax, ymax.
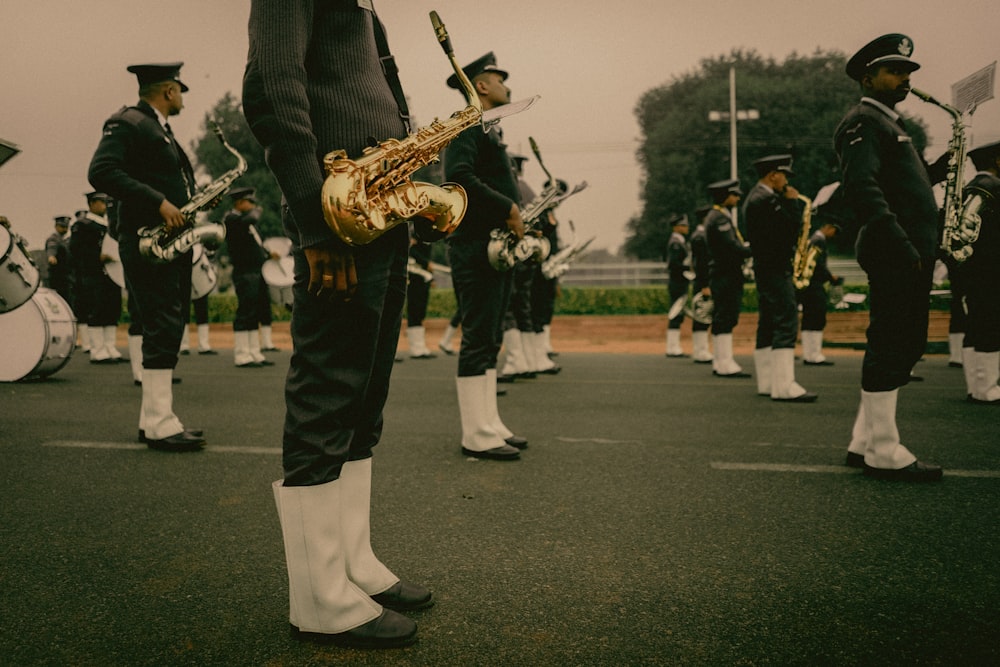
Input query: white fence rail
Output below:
<box><xmin>554</xmin><ymin>259</ymin><xmax>867</xmax><ymax>286</ymax></box>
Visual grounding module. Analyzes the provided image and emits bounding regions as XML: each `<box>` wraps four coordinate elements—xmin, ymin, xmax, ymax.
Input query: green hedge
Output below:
<box><xmin>120</xmin><ymin>283</ymin><xmax>951</xmax><ymax>322</ymax></box>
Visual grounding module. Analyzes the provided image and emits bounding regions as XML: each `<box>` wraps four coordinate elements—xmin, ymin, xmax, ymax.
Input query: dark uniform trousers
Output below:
<box><xmin>531</xmin><ymin>270</ymin><xmax>557</xmax><ymax>334</ymax></box>
<box><xmin>755</xmin><ymin>269</ymin><xmax>798</xmax><ymax>349</ymax></box>
<box><xmin>233</xmin><ymin>269</ymin><xmax>272</xmax><ymax>331</ymax></box>
<box><xmin>282</xmin><ymin>223</ymin><xmax>408</xmax><ymax>487</ymax></box>
<box><xmin>862</xmin><ymin>258</ymin><xmax>934</xmax><ymax>391</ymax></box>
<box><xmin>448</xmin><ymin>237</ymin><xmax>513</xmax><ymax>377</ymax></box>
<box><xmin>506</xmin><ymin>261</ymin><xmax>535</xmax><ymax>333</ymax></box>
<box><xmin>798</xmin><ymin>282</ymin><xmax>828</xmax><ymax>331</ymax></box>
<box><xmin>710</xmin><ymin>270</ymin><xmax>743</xmax><ymax>335</ymax></box>
<box><xmin>406</xmin><ymin>273</ymin><xmax>430</xmax><ymax>326</ymax></box>
<box><xmin>119</xmin><ymin>236</ymin><xmax>192</xmax><ymax>369</ymax></box>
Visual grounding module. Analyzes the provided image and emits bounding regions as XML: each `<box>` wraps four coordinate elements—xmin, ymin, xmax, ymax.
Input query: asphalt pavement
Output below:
<box><xmin>1</xmin><ymin>344</ymin><xmax>998</xmax><ymax>666</ymax></box>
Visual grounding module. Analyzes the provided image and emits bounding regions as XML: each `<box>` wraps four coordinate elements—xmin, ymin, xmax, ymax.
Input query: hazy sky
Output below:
<box><xmin>2</xmin><ymin>0</ymin><xmax>999</xmax><ymax>253</ymax></box>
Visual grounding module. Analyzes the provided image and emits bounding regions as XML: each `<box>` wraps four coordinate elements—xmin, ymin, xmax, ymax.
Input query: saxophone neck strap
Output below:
<box><xmin>371</xmin><ymin>11</ymin><xmax>412</xmax><ymax>133</ymax></box>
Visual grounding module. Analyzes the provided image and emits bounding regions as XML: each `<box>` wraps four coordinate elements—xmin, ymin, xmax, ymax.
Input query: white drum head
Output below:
<box><xmin>263</xmin><ymin>236</ymin><xmax>293</xmax><ymax>257</ymax></box>
<box><xmin>0</xmin><ymin>296</ymin><xmax>47</xmax><ymax>381</ymax></box>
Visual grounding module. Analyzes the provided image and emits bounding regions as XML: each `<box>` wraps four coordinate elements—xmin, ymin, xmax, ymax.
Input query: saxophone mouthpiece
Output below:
<box><xmin>429</xmin><ymin>11</ymin><xmax>452</xmax><ymax>55</ymax></box>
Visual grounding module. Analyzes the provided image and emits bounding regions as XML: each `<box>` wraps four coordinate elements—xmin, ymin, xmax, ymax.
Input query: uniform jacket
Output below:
<box><xmin>743</xmin><ymin>182</ymin><xmax>802</xmax><ymax>276</ymax></box>
<box><xmin>69</xmin><ymin>215</ymin><xmax>107</xmax><ymax>278</ymax></box>
<box><xmin>242</xmin><ymin>0</ymin><xmax>408</xmax><ymax>249</ymax></box>
<box><xmin>443</xmin><ymin>125</ymin><xmax>519</xmax><ymax>243</ymax></box>
<box><xmin>46</xmin><ymin>232</ymin><xmax>71</xmax><ymax>273</ymax></box>
<box><xmin>88</xmin><ymin>101</ymin><xmax>194</xmax><ymax>238</ymax></box>
<box><xmin>962</xmin><ymin>171</ymin><xmax>1000</xmax><ymax>282</ymax></box>
<box><xmin>834</xmin><ymin>98</ymin><xmax>939</xmax><ymax>271</ymax></box>
<box><xmin>705</xmin><ymin>206</ymin><xmax>751</xmax><ymax>276</ymax></box>
<box><xmin>224</xmin><ymin>207</ymin><xmax>268</xmax><ymax>276</ymax></box>
<box><xmin>806</xmin><ymin>230</ymin><xmax>833</xmax><ymax>287</ymax></box>
<box><xmin>689</xmin><ymin>223</ymin><xmax>711</xmax><ymax>291</ymax></box>
<box><xmin>666</xmin><ymin>231</ymin><xmax>690</xmax><ymax>285</ymax></box>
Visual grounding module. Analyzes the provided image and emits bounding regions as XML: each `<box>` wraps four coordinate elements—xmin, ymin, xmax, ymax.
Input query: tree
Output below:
<box><xmin>189</xmin><ymin>92</ymin><xmax>283</xmax><ymax>240</ymax></box>
<box><xmin>626</xmin><ymin>49</ymin><xmax>929</xmax><ymax>259</ymax></box>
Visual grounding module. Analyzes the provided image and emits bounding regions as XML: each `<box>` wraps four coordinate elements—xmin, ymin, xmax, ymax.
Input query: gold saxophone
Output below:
<box><xmin>138</xmin><ymin>121</ymin><xmax>244</xmax><ymax>263</ymax></box>
<box><xmin>320</xmin><ymin>12</ymin><xmax>481</xmax><ymax>246</ymax></box>
<box><xmin>792</xmin><ymin>194</ymin><xmax>816</xmax><ymax>290</ymax></box>
<box><xmin>911</xmin><ymin>87</ymin><xmax>977</xmax><ymax>262</ymax></box>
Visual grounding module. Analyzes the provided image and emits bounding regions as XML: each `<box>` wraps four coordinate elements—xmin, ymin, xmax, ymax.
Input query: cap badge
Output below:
<box><xmin>898</xmin><ymin>37</ymin><xmax>913</xmax><ymax>57</ymax></box>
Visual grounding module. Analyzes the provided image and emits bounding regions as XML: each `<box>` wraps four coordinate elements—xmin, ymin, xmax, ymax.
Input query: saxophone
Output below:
<box><xmin>138</xmin><ymin>121</ymin><xmax>244</xmax><ymax>263</ymax></box>
<box><xmin>792</xmin><ymin>194</ymin><xmax>816</xmax><ymax>290</ymax></box>
<box><xmin>487</xmin><ymin>135</ymin><xmax>587</xmax><ymax>271</ymax></box>
<box><xmin>911</xmin><ymin>87</ymin><xmax>975</xmax><ymax>262</ymax></box>
<box><xmin>320</xmin><ymin>12</ymin><xmax>485</xmax><ymax>246</ymax></box>
<box><xmin>541</xmin><ymin>235</ymin><xmax>594</xmax><ymax>280</ymax></box>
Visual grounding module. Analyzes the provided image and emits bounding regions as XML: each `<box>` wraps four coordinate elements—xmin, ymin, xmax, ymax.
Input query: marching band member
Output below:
<box><xmin>70</xmin><ymin>192</ymin><xmax>124</xmax><ymax>364</ymax></box>
<box><xmin>243</xmin><ymin>0</ymin><xmax>431</xmax><ymax>647</ymax></box>
<box><xmin>743</xmin><ymin>154</ymin><xmax>816</xmax><ymax>402</ymax></box>
<box><xmin>836</xmin><ymin>33</ymin><xmax>945</xmax><ymax>481</ymax></box>
<box><xmin>45</xmin><ymin>215</ymin><xmax>73</xmax><ymax>305</ymax></box>
<box><xmin>689</xmin><ymin>205</ymin><xmax>714</xmax><ymax>363</ymax></box>
<box><xmin>665</xmin><ymin>213</ymin><xmax>690</xmax><ymax>358</ymax></box>
<box><xmin>223</xmin><ymin>187</ymin><xmax>277</xmax><ymax>367</ymax></box>
<box><xmin>405</xmin><ymin>231</ymin><xmax>436</xmax><ymax>359</ymax></box>
<box><xmin>500</xmin><ymin>153</ymin><xmax>540</xmax><ymax>380</ymax></box>
<box><xmin>798</xmin><ymin>221</ymin><xmax>842</xmax><ymax>365</ymax></box>
<box><xmin>531</xmin><ymin>205</ymin><xmax>562</xmax><ymax>361</ymax></box>
<box><xmin>88</xmin><ymin>62</ymin><xmax>204</xmax><ymax>452</ymax></box>
<box><xmin>704</xmin><ymin>178</ymin><xmax>751</xmax><ymax>378</ymax></box>
<box><xmin>959</xmin><ymin>139</ymin><xmax>1000</xmax><ymax>404</ymax></box>
<box><xmin>444</xmin><ymin>52</ymin><xmax>528</xmax><ymax>460</ymax></box>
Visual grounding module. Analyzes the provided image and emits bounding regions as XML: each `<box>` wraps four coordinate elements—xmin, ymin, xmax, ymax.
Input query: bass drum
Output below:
<box><xmin>0</xmin><ymin>224</ymin><xmax>40</xmax><ymax>313</ymax></box>
<box><xmin>262</xmin><ymin>256</ymin><xmax>295</xmax><ymax>311</ymax></box>
<box><xmin>101</xmin><ymin>232</ymin><xmax>125</xmax><ymax>289</ymax></box>
<box><xmin>191</xmin><ymin>243</ymin><xmax>218</xmax><ymax>299</ymax></box>
<box><xmin>0</xmin><ymin>287</ymin><xmax>76</xmax><ymax>382</ymax></box>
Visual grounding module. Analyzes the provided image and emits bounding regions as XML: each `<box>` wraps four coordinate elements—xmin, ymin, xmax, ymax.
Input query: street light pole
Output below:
<box><xmin>708</xmin><ymin>66</ymin><xmax>759</xmax><ymax>226</ymax></box>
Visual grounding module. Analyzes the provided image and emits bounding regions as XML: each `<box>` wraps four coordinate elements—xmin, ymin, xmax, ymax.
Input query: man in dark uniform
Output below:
<box><xmin>242</xmin><ymin>0</ymin><xmax>430</xmax><ymax>648</ymax></box>
<box><xmin>45</xmin><ymin>216</ymin><xmax>73</xmax><ymax>304</ymax></box>
<box><xmin>88</xmin><ymin>62</ymin><xmax>204</xmax><ymax>452</ymax></box>
<box><xmin>70</xmin><ymin>192</ymin><xmax>124</xmax><ymax>364</ymax></box>
<box><xmin>743</xmin><ymin>155</ymin><xmax>816</xmax><ymax>402</ymax></box>
<box><xmin>444</xmin><ymin>52</ymin><xmax>528</xmax><ymax>461</ymax></box>
<box><xmin>688</xmin><ymin>205</ymin><xmax>714</xmax><ymax>363</ymax></box>
<box><xmin>499</xmin><ymin>153</ymin><xmax>535</xmax><ymax>379</ymax></box>
<box><xmin>405</xmin><ymin>231</ymin><xmax>436</xmax><ymax>359</ymax></box>
<box><xmin>959</xmin><ymin>140</ymin><xmax>1000</xmax><ymax>404</ymax></box>
<box><xmin>704</xmin><ymin>178</ymin><xmax>751</xmax><ymax>378</ymax></box>
<box><xmin>665</xmin><ymin>213</ymin><xmax>690</xmax><ymax>357</ymax></box>
<box><xmin>836</xmin><ymin>34</ymin><xmax>945</xmax><ymax>481</ymax></box>
<box><xmin>799</xmin><ymin>221</ymin><xmax>842</xmax><ymax>365</ymax></box>
<box><xmin>531</xmin><ymin>198</ymin><xmax>562</xmax><ymax>361</ymax></box>
<box><xmin>223</xmin><ymin>187</ymin><xmax>276</xmax><ymax>368</ymax></box>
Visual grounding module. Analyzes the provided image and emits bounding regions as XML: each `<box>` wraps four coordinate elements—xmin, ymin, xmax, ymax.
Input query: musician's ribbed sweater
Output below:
<box><xmin>243</xmin><ymin>0</ymin><xmax>407</xmax><ymax>248</ymax></box>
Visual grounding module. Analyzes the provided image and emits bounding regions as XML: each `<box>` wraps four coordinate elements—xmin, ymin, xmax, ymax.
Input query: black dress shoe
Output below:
<box><xmin>948</xmin><ymin>361</ymin><xmax>963</xmax><ymax>368</ymax></box>
<box><xmin>179</xmin><ymin>349</ymin><xmax>190</xmax><ymax>355</ymax></box>
<box><xmin>261</xmin><ymin>346</ymin><xmax>280</xmax><ymax>352</ymax></box>
<box><xmin>804</xmin><ymin>359</ymin><xmax>835</xmax><ymax>366</ymax></box>
<box><xmin>515</xmin><ymin>371</ymin><xmax>537</xmax><ymax>379</ymax></box>
<box><xmin>290</xmin><ymin>609</ymin><xmax>417</xmax><ymax>649</ymax></box>
<box><xmin>236</xmin><ymin>362</ymin><xmax>264</xmax><ymax>368</ymax></box>
<box><xmin>90</xmin><ymin>358</ymin><xmax>118</xmax><ymax>365</ymax></box>
<box><xmin>773</xmin><ymin>392</ymin><xmax>818</xmax><ymax>403</ymax></box>
<box><xmin>258</xmin><ymin>359</ymin><xmax>275</xmax><ymax>366</ymax></box>
<box><xmin>907</xmin><ymin>374</ymin><xmax>924</xmax><ymax>382</ymax></box>
<box><xmin>537</xmin><ymin>366</ymin><xmax>561</xmax><ymax>375</ymax></box>
<box><xmin>504</xmin><ymin>435</ymin><xmax>528</xmax><ymax>449</ymax></box>
<box><xmin>462</xmin><ymin>445</ymin><xmax>520</xmax><ymax>460</ymax></box>
<box><xmin>713</xmin><ymin>370</ymin><xmax>752</xmax><ymax>378</ymax></box>
<box><xmin>145</xmin><ymin>431</ymin><xmax>205</xmax><ymax>452</ymax></box>
<box><xmin>845</xmin><ymin>452</ymin><xmax>865</xmax><ymax>468</ymax></box>
<box><xmin>862</xmin><ymin>460</ymin><xmax>943</xmax><ymax>482</ymax></box>
<box><xmin>496</xmin><ymin>374</ymin><xmax>516</xmax><ymax>383</ymax></box>
<box><xmin>665</xmin><ymin>353</ymin><xmax>689</xmax><ymax>358</ymax></box>
<box><xmin>138</xmin><ymin>428</ymin><xmax>204</xmax><ymax>443</ymax></box>
<box><xmin>410</xmin><ymin>353</ymin><xmax>436</xmax><ymax>359</ymax></box>
<box><xmin>371</xmin><ymin>580</ymin><xmax>435</xmax><ymax>611</ymax></box>
<box><xmin>438</xmin><ymin>344</ymin><xmax>455</xmax><ymax>356</ymax></box>
<box><xmin>496</xmin><ymin>387</ymin><xmax>507</xmax><ymax>396</ymax></box>
<box><xmin>198</xmin><ymin>349</ymin><xmax>219</xmax><ymax>355</ymax></box>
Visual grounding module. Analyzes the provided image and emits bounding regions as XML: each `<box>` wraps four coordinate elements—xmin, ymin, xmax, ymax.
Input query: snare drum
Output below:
<box><xmin>263</xmin><ymin>236</ymin><xmax>293</xmax><ymax>258</ymax></box>
<box><xmin>262</xmin><ymin>256</ymin><xmax>295</xmax><ymax>310</ymax></box>
<box><xmin>191</xmin><ymin>243</ymin><xmax>218</xmax><ymax>300</ymax></box>
<box><xmin>0</xmin><ymin>225</ymin><xmax>40</xmax><ymax>313</ymax></box>
<box><xmin>0</xmin><ymin>287</ymin><xmax>76</xmax><ymax>382</ymax></box>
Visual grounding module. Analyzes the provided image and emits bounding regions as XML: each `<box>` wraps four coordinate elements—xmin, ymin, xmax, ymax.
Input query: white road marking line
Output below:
<box><xmin>44</xmin><ymin>441</ymin><xmax>281</xmax><ymax>455</ymax></box>
<box><xmin>711</xmin><ymin>462</ymin><xmax>1000</xmax><ymax>478</ymax></box>
<box><xmin>555</xmin><ymin>437</ymin><xmax>645</xmax><ymax>444</ymax></box>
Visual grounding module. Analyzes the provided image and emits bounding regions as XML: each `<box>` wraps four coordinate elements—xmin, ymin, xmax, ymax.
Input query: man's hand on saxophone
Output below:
<box><xmin>159</xmin><ymin>198</ymin><xmax>186</xmax><ymax>231</ymax></box>
<box><xmin>306</xmin><ymin>240</ymin><xmax>358</xmax><ymax>300</ymax></box>
<box><xmin>506</xmin><ymin>203</ymin><xmax>525</xmax><ymax>241</ymax></box>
